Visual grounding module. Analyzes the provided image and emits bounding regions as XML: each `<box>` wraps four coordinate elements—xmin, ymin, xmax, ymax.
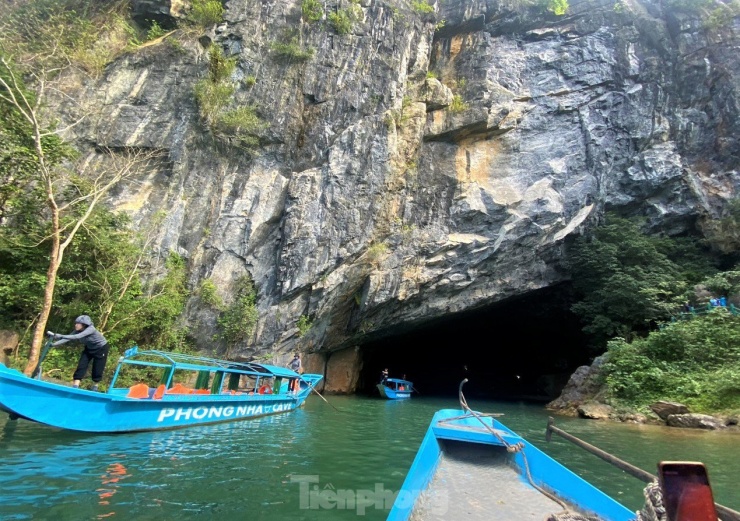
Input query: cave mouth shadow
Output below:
<box><xmin>358</xmin><ymin>284</ymin><xmax>592</xmax><ymax>402</ymax></box>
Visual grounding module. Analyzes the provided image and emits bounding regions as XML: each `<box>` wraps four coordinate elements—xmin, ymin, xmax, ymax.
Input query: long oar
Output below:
<box><xmin>302</xmin><ymin>378</ymin><xmax>341</xmax><ymax>412</ymax></box>
<box><xmin>31</xmin><ymin>338</ymin><xmax>54</xmax><ymax>379</ymax></box>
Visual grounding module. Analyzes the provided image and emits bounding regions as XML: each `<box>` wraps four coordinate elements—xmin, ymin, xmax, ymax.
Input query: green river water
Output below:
<box><xmin>0</xmin><ymin>395</ymin><xmax>738</xmax><ymax>520</ymax></box>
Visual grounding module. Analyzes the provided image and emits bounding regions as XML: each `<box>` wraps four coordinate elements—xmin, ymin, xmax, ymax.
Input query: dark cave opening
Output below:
<box><xmin>358</xmin><ymin>284</ymin><xmax>593</xmax><ymax>402</ymax></box>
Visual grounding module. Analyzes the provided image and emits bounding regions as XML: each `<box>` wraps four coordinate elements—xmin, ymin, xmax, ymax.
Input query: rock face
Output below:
<box><xmin>57</xmin><ymin>0</ymin><xmax>739</xmax><ymax>389</ymax></box>
<box><xmin>547</xmin><ymin>355</ymin><xmax>608</xmax><ymax>411</ymax></box>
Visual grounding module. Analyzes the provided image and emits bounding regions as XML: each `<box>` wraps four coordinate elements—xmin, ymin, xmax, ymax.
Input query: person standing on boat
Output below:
<box><xmin>380</xmin><ymin>368</ymin><xmax>389</xmax><ymax>384</ymax></box>
<box><xmin>288</xmin><ymin>353</ymin><xmax>302</xmax><ymax>392</ymax></box>
<box><xmin>47</xmin><ymin>315</ymin><xmax>110</xmax><ymax>392</ymax></box>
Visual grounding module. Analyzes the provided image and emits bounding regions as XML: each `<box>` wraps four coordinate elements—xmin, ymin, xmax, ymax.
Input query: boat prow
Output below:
<box><xmin>388</xmin><ymin>397</ymin><xmax>636</xmax><ymax>521</ymax></box>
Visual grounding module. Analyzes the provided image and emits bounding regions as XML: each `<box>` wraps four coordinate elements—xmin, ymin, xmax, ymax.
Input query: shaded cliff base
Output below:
<box><xmin>306</xmin><ymin>283</ymin><xmax>593</xmax><ymax>398</ymax></box>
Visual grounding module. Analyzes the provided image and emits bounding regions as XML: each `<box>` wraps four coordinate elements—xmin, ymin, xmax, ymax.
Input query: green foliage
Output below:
<box><xmin>198</xmin><ymin>279</ymin><xmax>223</xmax><ymax>309</ymax></box>
<box><xmin>412</xmin><ymin>1</ymin><xmax>435</xmax><ymax>14</ymax></box>
<box><xmin>244</xmin><ymin>75</ymin><xmax>257</xmax><ymax>88</ymax></box>
<box><xmin>0</xmin><ymin>0</ymin><xmax>139</xmax><ymax>77</ymax></box>
<box><xmin>328</xmin><ymin>9</ymin><xmax>355</xmax><ymax>35</ymax></box>
<box><xmin>302</xmin><ymin>0</ymin><xmax>324</xmax><ymax>23</ymax></box>
<box><xmin>297</xmin><ymin>315</ymin><xmax>312</xmax><ymax>337</ymax></box>
<box><xmin>146</xmin><ymin>20</ymin><xmax>168</xmax><ymax>41</ymax></box>
<box><xmin>214</xmin><ymin>106</ymin><xmax>266</xmax><ymax>148</ymax></box>
<box><xmin>448</xmin><ymin>94</ymin><xmax>468</xmax><ymax>113</ymax></box>
<box><xmin>188</xmin><ymin>0</ymin><xmax>224</xmax><ymax>28</ymax></box>
<box><xmin>700</xmin><ymin>271</ymin><xmax>740</xmax><ymax>297</ymax></box>
<box><xmin>194</xmin><ymin>79</ymin><xmax>235</xmax><ymax>122</ymax></box>
<box><xmin>603</xmin><ymin>309</ymin><xmax>740</xmax><ymax>412</ymax></box>
<box><xmin>270</xmin><ymin>39</ymin><xmax>315</xmax><ymax>62</ymax></box>
<box><xmin>569</xmin><ymin>215</ymin><xmax>695</xmax><ymax>346</ymax></box>
<box><xmin>426</xmin><ymin>71</ymin><xmax>437</xmax><ymax>79</ymax></box>
<box><xmin>206</xmin><ymin>44</ymin><xmax>236</xmax><ymax>83</ymax></box>
<box><xmin>216</xmin><ymin>275</ymin><xmax>259</xmax><ymax>348</ymax></box>
<box><xmin>193</xmin><ymin>44</ymin><xmax>266</xmax><ymax>150</ymax></box>
<box><xmin>546</xmin><ymin>0</ymin><xmax>569</xmax><ymax>15</ymax></box>
<box><xmin>367</xmin><ymin>242</ymin><xmax>389</xmax><ymax>266</ymax></box>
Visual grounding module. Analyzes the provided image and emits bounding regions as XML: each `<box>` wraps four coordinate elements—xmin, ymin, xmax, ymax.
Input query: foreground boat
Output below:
<box><xmin>0</xmin><ymin>348</ymin><xmax>322</xmax><ymax>433</ymax></box>
<box><xmin>388</xmin><ymin>382</ymin><xmax>635</xmax><ymax>521</ymax></box>
<box><xmin>377</xmin><ymin>378</ymin><xmax>414</xmax><ymax>399</ymax></box>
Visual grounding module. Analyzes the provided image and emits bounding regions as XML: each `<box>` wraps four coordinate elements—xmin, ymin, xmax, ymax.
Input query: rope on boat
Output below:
<box><xmin>454</xmin><ymin>379</ymin><xmax>573</xmax><ymax>514</ymax></box>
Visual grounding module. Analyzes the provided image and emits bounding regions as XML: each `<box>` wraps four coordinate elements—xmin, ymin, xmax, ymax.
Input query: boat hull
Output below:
<box><xmin>0</xmin><ymin>363</ymin><xmax>318</xmax><ymax>433</ymax></box>
<box><xmin>376</xmin><ymin>384</ymin><xmax>411</xmax><ymax>400</ymax></box>
<box><xmin>387</xmin><ymin>409</ymin><xmax>635</xmax><ymax>521</ymax></box>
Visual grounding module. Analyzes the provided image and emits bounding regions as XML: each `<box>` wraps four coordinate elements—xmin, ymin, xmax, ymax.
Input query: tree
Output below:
<box><xmin>568</xmin><ymin>215</ymin><xmax>692</xmax><ymax>346</ymax></box>
<box><xmin>0</xmin><ymin>57</ymin><xmax>158</xmax><ymax>375</ymax></box>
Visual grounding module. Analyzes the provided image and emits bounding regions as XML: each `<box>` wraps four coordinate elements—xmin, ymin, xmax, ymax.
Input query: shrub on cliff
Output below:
<box><xmin>603</xmin><ymin>308</ymin><xmax>740</xmax><ymax>413</ymax></box>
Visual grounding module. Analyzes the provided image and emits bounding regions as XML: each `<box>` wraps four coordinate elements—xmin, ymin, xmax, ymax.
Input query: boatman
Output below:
<box><xmin>288</xmin><ymin>353</ymin><xmax>302</xmax><ymax>392</ymax></box>
<box><xmin>380</xmin><ymin>368</ymin><xmax>389</xmax><ymax>384</ymax></box>
<box><xmin>47</xmin><ymin>315</ymin><xmax>110</xmax><ymax>392</ymax></box>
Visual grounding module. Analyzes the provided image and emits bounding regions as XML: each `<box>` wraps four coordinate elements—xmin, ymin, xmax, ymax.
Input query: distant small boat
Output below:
<box><xmin>377</xmin><ymin>378</ymin><xmax>414</xmax><ymax>400</ymax></box>
<box><xmin>387</xmin><ymin>380</ymin><xmax>635</xmax><ymax>521</ymax></box>
<box><xmin>0</xmin><ymin>348</ymin><xmax>322</xmax><ymax>433</ymax></box>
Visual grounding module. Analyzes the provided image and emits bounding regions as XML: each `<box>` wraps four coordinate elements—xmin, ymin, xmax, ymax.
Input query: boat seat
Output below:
<box><xmin>166</xmin><ymin>383</ymin><xmax>193</xmax><ymax>395</ymax></box>
<box><xmin>152</xmin><ymin>384</ymin><xmax>166</xmax><ymax>400</ymax></box>
<box><xmin>193</xmin><ymin>389</ymin><xmax>210</xmax><ymax>395</ymax></box>
<box><xmin>127</xmin><ymin>383</ymin><xmax>150</xmax><ymax>399</ymax></box>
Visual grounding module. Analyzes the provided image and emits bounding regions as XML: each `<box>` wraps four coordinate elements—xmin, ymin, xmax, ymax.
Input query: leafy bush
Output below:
<box><xmin>188</xmin><ymin>0</ymin><xmax>224</xmax><ymax>28</ymax></box>
<box><xmin>217</xmin><ymin>275</ymin><xmax>258</xmax><ymax>348</ymax></box>
<box><xmin>604</xmin><ymin>309</ymin><xmax>740</xmax><ymax>412</ymax></box>
<box><xmin>448</xmin><ymin>94</ymin><xmax>468</xmax><ymax>113</ymax></box>
<box><xmin>270</xmin><ymin>39</ymin><xmax>315</xmax><ymax>62</ymax></box>
<box><xmin>198</xmin><ymin>279</ymin><xmax>223</xmax><ymax>309</ymax></box>
<box><xmin>328</xmin><ymin>9</ymin><xmax>354</xmax><ymax>35</ymax></box>
<box><xmin>194</xmin><ymin>79</ymin><xmax>235</xmax><ymax>122</ymax></box>
<box><xmin>412</xmin><ymin>1</ymin><xmax>434</xmax><ymax>14</ymax></box>
<box><xmin>146</xmin><ymin>20</ymin><xmax>168</xmax><ymax>40</ymax></box>
<box><xmin>302</xmin><ymin>0</ymin><xmax>324</xmax><ymax>23</ymax></box>
<box><xmin>297</xmin><ymin>315</ymin><xmax>312</xmax><ymax>337</ymax></box>
<box><xmin>214</xmin><ymin>106</ymin><xmax>266</xmax><ymax>148</ymax></box>
<box><xmin>546</xmin><ymin>0</ymin><xmax>569</xmax><ymax>15</ymax></box>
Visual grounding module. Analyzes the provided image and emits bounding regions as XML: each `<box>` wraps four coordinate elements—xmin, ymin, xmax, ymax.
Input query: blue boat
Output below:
<box><xmin>387</xmin><ymin>381</ymin><xmax>635</xmax><ymax>521</ymax></box>
<box><xmin>0</xmin><ymin>348</ymin><xmax>322</xmax><ymax>433</ymax></box>
<box><xmin>377</xmin><ymin>378</ymin><xmax>414</xmax><ymax>399</ymax></box>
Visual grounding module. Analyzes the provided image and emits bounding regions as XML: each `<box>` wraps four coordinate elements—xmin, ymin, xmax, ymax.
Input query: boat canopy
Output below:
<box><xmin>385</xmin><ymin>378</ymin><xmax>413</xmax><ymax>386</ymax></box>
<box><xmin>116</xmin><ymin>348</ymin><xmax>301</xmax><ymax>378</ymax></box>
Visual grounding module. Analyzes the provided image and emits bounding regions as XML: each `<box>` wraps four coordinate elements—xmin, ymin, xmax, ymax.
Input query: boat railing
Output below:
<box><xmin>109</xmin><ymin>348</ymin><xmax>312</xmax><ymax>398</ymax></box>
<box><xmin>545</xmin><ymin>417</ymin><xmax>740</xmax><ymax>521</ymax></box>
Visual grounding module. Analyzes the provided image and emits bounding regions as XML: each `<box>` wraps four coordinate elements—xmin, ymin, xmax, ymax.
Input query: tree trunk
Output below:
<box><xmin>22</xmin><ymin>206</ymin><xmax>61</xmax><ymax>376</ymax></box>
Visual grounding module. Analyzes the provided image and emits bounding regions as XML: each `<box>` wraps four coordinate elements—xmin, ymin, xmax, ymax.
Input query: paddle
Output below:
<box><xmin>31</xmin><ymin>337</ymin><xmax>54</xmax><ymax>380</ymax></box>
<box><xmin>302</xmin><ymin>378</ymin><xmax>341</xmax><ymax>412</ymax></box>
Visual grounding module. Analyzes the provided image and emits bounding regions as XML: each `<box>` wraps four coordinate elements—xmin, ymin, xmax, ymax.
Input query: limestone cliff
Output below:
<box><xmin>58</xmin><ymin>0</ymin><xmax>738</xmax><ymax>388</ymax></box>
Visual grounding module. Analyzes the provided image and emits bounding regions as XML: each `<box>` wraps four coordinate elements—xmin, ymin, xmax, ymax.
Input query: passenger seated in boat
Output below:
<box><xmin>258</xmin><ymin>380</ymin><xmax>273</xmax><ymax>394</ymax></box>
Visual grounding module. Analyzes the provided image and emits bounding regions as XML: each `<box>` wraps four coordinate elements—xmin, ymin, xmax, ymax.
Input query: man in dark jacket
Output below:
<box><xmin>47</xmin><ymin>315</ymin><xmax>110</xmax><ymax>391</ymax></box>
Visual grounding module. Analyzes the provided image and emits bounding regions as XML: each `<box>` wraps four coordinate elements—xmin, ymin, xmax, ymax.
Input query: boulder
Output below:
<box><xmin>666</xmin><ymin>414</ymin><xmax>724</xmax><ymax>430</ymax></box>
<box><xmin>650</xmin><ymin>400</ymin><xmax>690</xmax><ymax>420</ymax></box>
<box><xmin>577</xmin><ymin>402</ymin><xmax>615</xmax><ymax>420</ymax></box>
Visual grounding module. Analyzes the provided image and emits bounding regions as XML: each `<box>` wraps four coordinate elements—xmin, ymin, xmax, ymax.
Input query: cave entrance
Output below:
<box><xmin>358</xmin><ymin>284</ymin><xmax>591</xmax><ymax>401</ymax></box>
